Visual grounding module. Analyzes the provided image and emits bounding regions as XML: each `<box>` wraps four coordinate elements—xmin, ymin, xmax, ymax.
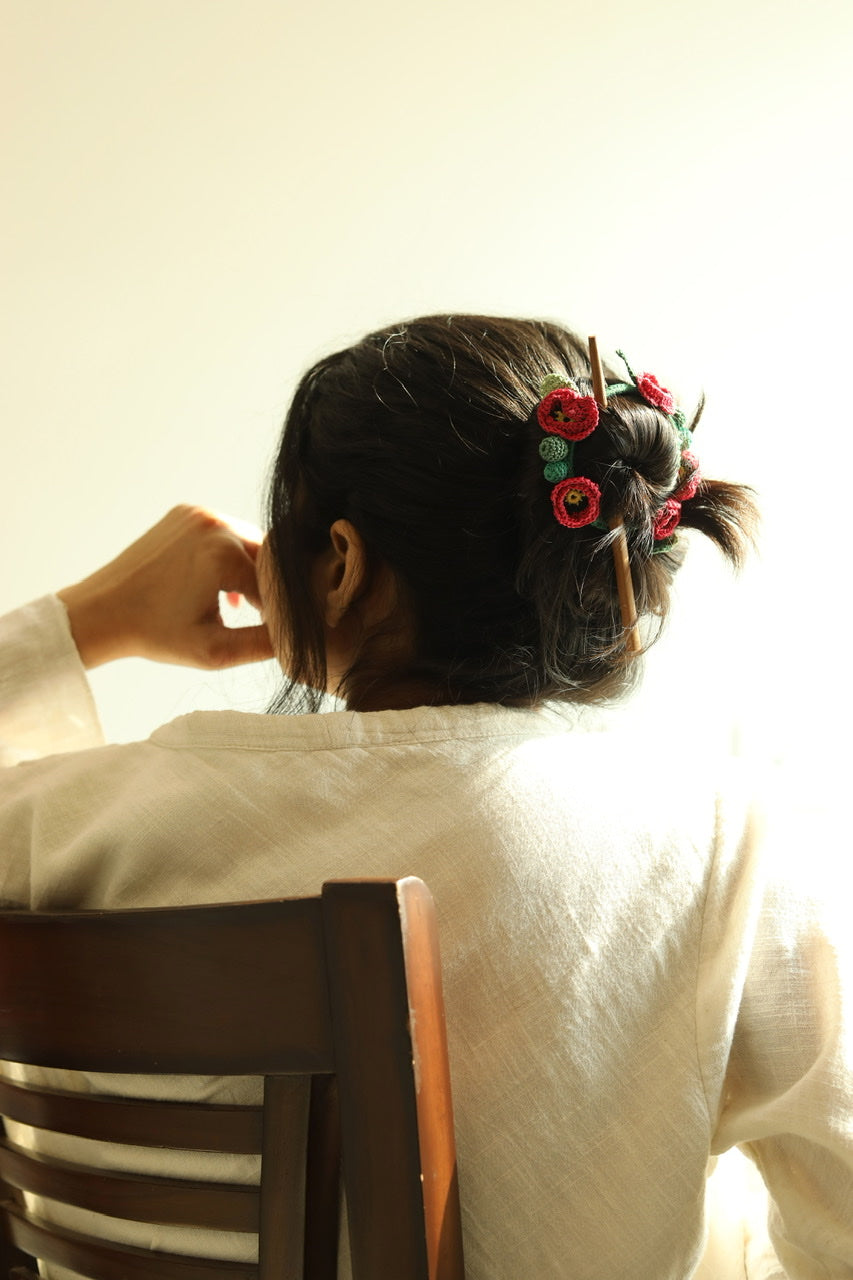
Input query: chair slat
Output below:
<box><xmin>257</xmin><ymin>1076</ymin><xmax>310</xmax><ymax>1280</ymax></box>
<box><xmin>2</xmin><ymin>1202</ymin><xmax>258</xmax><ymax>1280</ymax></box>
<box><xmin>0</xmin><ymin>1077</ymin><xmax>264</xmax><ymax>1153</ymax></box>
<box><xmin>0</xmin><ymin>901</ymin><xmax>334</xmax><ymax>1074</ymax></box>
<box><xmin>301</xmin><ymin>1075</ymin><xmax>341</xmax><ymax>1280</ymax></box>
<box><xmin>0</xmin><ymin>1140</ymin><xmax>259</xmax><ymax>1232</ymax></box>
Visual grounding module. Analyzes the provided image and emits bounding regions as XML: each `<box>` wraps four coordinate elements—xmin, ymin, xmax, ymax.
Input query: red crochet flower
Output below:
<box><xmin>551</xmin><ymin>476</ymin><xmax>601</xmax><ymax>529</ymax></box>
<box><xmin>653</xmin><ymin>498</ymin><xmax>682</xmax><ymax>540</ymax></box>
<box><xmin>672</xmin><ymin>449</ymin><xmax>701</xmax><ymax>502</ymax></box>
<box><xmin>537</xmin><ymin>387</ymin><xmax>599</xmax><ymax>441</ymax></box>
<box><xmin>636</xmin><ymin>373</ymin><xmax>675</xmax><ymax>414</ymax></box>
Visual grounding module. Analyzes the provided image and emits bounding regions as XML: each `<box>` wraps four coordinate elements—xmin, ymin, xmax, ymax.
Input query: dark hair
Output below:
<box><xmin>266</xmin><ymin>315</ymin><xmax>757</xmax><ymax>710</ymax></box>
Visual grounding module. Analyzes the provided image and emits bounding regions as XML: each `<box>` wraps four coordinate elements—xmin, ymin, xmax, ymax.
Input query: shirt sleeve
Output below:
<box><xmin>0</xmin><ymin>595</ymin><xmax>105</xmax><ymax>766</ymax></box>
<box><xmin>706</xmin><ymin>792</ymin><xmax>853</xmax><ymax>1277</ymax></box>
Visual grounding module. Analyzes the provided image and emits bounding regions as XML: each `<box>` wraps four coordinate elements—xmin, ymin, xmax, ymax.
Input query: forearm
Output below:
<box><xmin>0</xmin><ymin>595</ymin><xmax>104</xmax><ymax>763</ymax></box>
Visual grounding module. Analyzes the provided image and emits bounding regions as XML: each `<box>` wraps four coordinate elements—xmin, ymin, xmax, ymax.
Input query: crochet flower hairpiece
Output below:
<box><xmin>536</xmin><ymin>375</ymin><xmax>602</xmax><ymax>528</ymax></box>
<box><xmin>536</xmin><ymin>352</ymin><xmax>701</xmax><ymax>544</ymax></box>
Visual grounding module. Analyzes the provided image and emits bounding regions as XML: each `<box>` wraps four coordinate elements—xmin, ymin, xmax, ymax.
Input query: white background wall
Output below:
<box><xmin>2</xmin><ymin>1</ymin><xmax>850</xmax><ymax>800</ymax></box>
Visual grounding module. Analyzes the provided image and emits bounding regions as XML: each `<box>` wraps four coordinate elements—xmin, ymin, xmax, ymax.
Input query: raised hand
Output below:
<box><xmin>57</xmin><ymin>506</ymin><xmax>275</xmax><ymax>670</ymax></box>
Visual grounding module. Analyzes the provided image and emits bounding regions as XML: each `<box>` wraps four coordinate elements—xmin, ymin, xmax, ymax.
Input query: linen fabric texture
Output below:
<box><xmin>0</xmin><ymin>595</ymin><xmax>850</xmax><ymax>1280</ymax></box>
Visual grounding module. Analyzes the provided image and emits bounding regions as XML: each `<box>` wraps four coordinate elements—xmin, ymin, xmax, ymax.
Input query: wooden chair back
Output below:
<box><xmin>0</xmin><ymin>878</ymin><xmax>464</xmax><ymax>1280</ymax></box>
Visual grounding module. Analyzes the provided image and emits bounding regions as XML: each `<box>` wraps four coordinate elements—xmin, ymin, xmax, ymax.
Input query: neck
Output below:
<box><xmin>341</xmin><ymin>673</ymin><xmax>448</xmax><ymax>712</ymax></box>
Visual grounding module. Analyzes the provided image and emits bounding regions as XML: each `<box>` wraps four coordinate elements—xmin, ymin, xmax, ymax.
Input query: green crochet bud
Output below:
<box><xmin>539</xmin><ymin>436</ymin><xmax>570</xmax><ymax>463</ymax></box>
<box><xmin>538</xmin><ymin>373</ymin><xmax>577</xmax><ymax>397</ymax></box>
<box><xmin>543</xmin><ymin>460</ymin><xmax>569</xmax><ymax>483</ymax></box>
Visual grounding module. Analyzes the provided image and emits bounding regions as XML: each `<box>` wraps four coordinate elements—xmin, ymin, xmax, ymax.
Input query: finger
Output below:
<box><xmin>221</xmin><ymin>546</ymin><xmax>264</xmax><ymax>608</ymax></box>
<box><xmin>240</xmin><ymin>536</ymin><xmax>263</xmax><ymax>560</ymax></box>
<box><xmin>207</xmin><ymin>622</ymin><xmax>275</xmax><ymax>669</ymax></box>
<box><xmin>211</xmin><ymin>512</ymin><xmax>265</xmax><ymax>551</ymax></box>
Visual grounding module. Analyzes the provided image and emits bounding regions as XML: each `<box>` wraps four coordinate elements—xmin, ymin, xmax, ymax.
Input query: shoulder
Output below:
<box><xmin>148</xmin><ymin>699</ymin><xmax>589</xmax><ymax>754</ymax></box>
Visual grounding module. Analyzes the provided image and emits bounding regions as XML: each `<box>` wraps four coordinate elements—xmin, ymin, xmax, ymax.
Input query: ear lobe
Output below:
<box><xmin>323</xmin><ymin>519</ymin><xmax>367</xmax><ymax>627</ymax></box>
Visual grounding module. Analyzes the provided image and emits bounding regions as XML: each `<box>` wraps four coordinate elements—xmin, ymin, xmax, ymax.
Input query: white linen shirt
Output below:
<box><xmin>0</xmin><ymin>595</ymin><xmax>850</xmax><ymax>1279</ymax></box>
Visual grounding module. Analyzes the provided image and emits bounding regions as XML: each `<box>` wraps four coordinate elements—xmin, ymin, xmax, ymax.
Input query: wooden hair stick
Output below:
<box><xmin>588</xmin><ymin>336</ymin><xmax>642</xmax><ymax>654</ymax></box>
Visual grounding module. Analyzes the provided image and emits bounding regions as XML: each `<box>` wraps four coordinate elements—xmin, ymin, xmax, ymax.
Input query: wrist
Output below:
<box><xmin>56</xmin><ymin>580</ymin><xmax>135</xmax><ymax>669</ymax></box>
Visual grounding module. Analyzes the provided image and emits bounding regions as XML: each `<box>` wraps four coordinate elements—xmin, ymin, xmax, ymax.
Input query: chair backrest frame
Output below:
<box><xmin>0</xmin><ymin>877</ymin><xmax>465</xmax><ymax>1280</ymax></box>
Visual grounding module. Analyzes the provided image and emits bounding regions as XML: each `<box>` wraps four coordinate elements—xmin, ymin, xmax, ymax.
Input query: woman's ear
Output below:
<box><xmin>320</xmin><ymin>519</ymin><xmax>368</xmax><ymax>628</ymax></box>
